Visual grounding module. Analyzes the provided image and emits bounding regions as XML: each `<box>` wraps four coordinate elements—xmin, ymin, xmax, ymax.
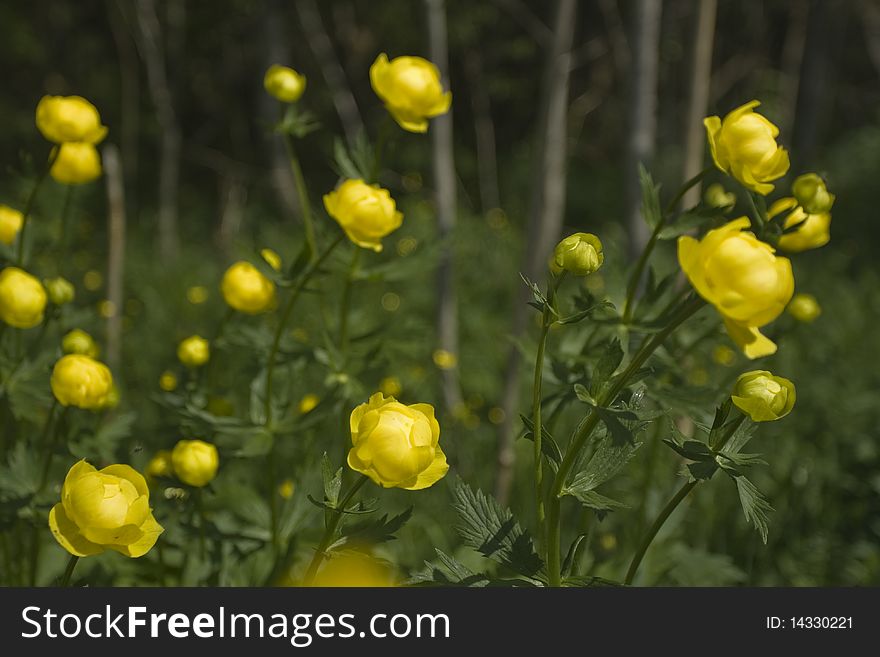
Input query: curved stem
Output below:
<box><xmin>546</xmin><ymin>295</ymin><xmax>704</xmax><ymax>586</ymax></box>
<box><xmin>302</xmin><ymin>475</ymin><xmax>368</xmax><ymax>585</ymax></box>
<box><xmin>59</xmin><ymin>554</ymin><xmax>79</xmax><ymax>587</ymax></box>
<box><xmin>280</xmin><ymin>131</ymin><xmax>317</xmax><ymax>261</ymax></box>
<box><xmin>532</xmin><ymin>318</ymin><xmax>551</xmax><ymax>548</ymax></box>
<box><xmin>17</xmin><ymin>150</ymin><xmax>58</xmax><ymax>266</ymax></box>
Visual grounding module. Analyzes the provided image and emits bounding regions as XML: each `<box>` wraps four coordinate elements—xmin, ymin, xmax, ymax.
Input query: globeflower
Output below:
<box><xmin>787</xmin><ymin>293</ymin><xmax>821</xmax><ymax>323</ymax></box>
<box><xmin>221</xmin><ymin>261</ymin><xmax>276</xmax><ymax>314</ymax></box>
<box><xmin>50</xmin><ymin>143</ymin><xmax>102</xmax><ymax>185</ymax></box>
<box><xmin>770</xmin><ymin>198</ymin><xmax>831</xmax><ymax>253</ymax></box>
<box><xmin>347</xmin><ymin>392</ymin><xmax>448</xmax><ymax>490</ymax></box>
<box><xmin>44</xmin><ymin>276</ymin><xmax>75</xmax><ymax>305</ymax></box>
<box><xmin>264</xmin><ymin>65</ymin><xmax>306</xmax><ymax>103</ymax></box>
<box><xmin>48</xmin><ymin>460</ymin><xmax>163</xmax><ymax>558</ymax></box>
<box><xmin>550</xmin><ymin>233</ymin><xmax>604</xmax><ymax>276</ymax></box>
<box><xmin>731</xmin><ymin>370</ymin><xmax>796</xmax><ymax>422</ymax></box>
<box><xmin>704</xmin><ymin>100</ymin><xmax>789</xmax><ymax>194</ymax></box>
<box><xmin>0</xmin><ymin>267</ymin><xmax>47</xmax><ymax>329</ymax></box>
<box><xmin>370</xmin><ymin>53</ymin><xmax>451</xmax><ymax>133</ymax></box>
<box><xmin>62</xmin><ymin>329</ymin><xmax>99</xmax><ymax>358</ymax></box>
<box><xmin>323</xmin><ymin>179</ymin><xmax>403</xmax><ymax>252</ymax></box>
<box><xmin>51</xmin><ymin>355</ymin><xmax>114</xmax><ymax>410</ymax></box>
<box><xmin>177</xmin><ymin>335</ymin><xmax>210</xmax><ymax>368</ymax></box>
<box><xmin>36</xmin><ymin>95</ymin><xmax>107</xmax><ymax>144</ymax></box>
<box><xmin>678</xmin><ymin>218</ymin><xmax>794</xmax><ymax>358</ymax></box>
<box><xmin>171</xmin><ymin>439</ymin><xmax>219</xmax><ymax>487</ymax></box>
<box><xmin>0</xmin><ymin>205</ymin><xmax>23</xmax><ymax>245</ymax></box>
<box><xmin>792</xmin><ymin>173</ymin><xmax>834</xmax><ymax>215</ymax></box>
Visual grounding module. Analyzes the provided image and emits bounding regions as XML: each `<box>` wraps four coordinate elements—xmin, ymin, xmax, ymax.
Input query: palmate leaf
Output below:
<box><xmin>0</xmin><ymin>441</ymin><xmax>41</xmax><ymax>502</ymax></box>
<box><xmin>733</xmin><ymin>475</ymin><xmax>773</xmax><ymax>543</ymax></box>
<box><xmin>451</xmin><ymin>478</ymin><xmax>544</xmax><ymax>579</ymax></box>
<box><xmin>590</xmin><ymin>339</ymin><xmax>624</xmax><ymax>397</ymax></box>
<box><xmin>407</xmin><ymin>549</ymin><xmax>490</xmax><ymax>587</ymax></box>
<box><xmin>563</xmin><ymin>436</ymin><xmax>642</xmax><ymax>511</ymax></box>
<box><xmin>330</xmin><ymin>507</ymin><xmax>413</xmax><ymax>550</ymax></box>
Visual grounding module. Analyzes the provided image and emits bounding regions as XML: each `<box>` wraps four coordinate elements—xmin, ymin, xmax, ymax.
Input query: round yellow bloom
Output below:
<box><xmin>48</xmin><ymin>459</ymin><xmax>163</xmax><ymax>558</ymax></box>
<box><xmin>145</xmin><ymin>450</ymin><xmax>173</xmax><ymax>480</ymax></box>
<box><xmin>550</xmin><ymin>232</ymin><xmax>604</xmax><ymax>276</ymax></box>
<box><xmin>787</xmin><ymin>293</ymin><xmax>821</xmax><ymax>323</ymax></box>
<box><xmin>311</xmin><ymin>552</ymin><xmax>396</xmax><ymax>587</ymax></box>
<box><xmin>44</xmin><ymin>276</ymin><xmax>75</xmax><ymax>305</ymax></box>
<box><xmin>0</xmin><ymin>267</ymin><xmax>47</xmax><ymax>329</ymax></box>
<box><xmin>770</xmin><ymin>198</ymin><xmax>831</xmax><ymax>253</ymax></box>
<box><xmin>0</xmin><ymin>205</ymin><xmax>23</xmax><ymax>245</ymax></box>
<box><xmin>703</xmin><ymin>183</ymin><xmax>736</xmax><ymax>210</ymax></box>
<box><xmin>171</xmin><ymin>439</ymin><xmax>219</xmax><ymax>487</ymax></box>
<box><xmin>323</xmin><ymin>179</ymin><xmax>403</xmax><ymax>252</ymax></box>
<box><xmin>278</xmin><ymin>479</ymin><xmax>295</xmax><ymax>500</ymax></box>
<box><xmin>51</xmin><ymin>355</ymin><xmax>114</xmax><ymax>410</ymax></box>
<box><xmin>263</xmin><ymin>65</ymin><xmax>306</xmax><ymax>103</ymax></box>
<box><xmin>731</xmin><ymin>370</ymin><xmax>796</xmax><ymax>422</ymax></box>
<box><xmin>221</xmin><ymin>261</ymin><xmax>276</xmax><ymax>314</ymax></box>
<box><xmin>347</xmin><ymin>392</ymin><xmax>448</xmax><ymax>490</ymax></box>
<box><xmin>678</xmin><ymin>218</ymin><xmax>794</xmax><ymax>359</ymax></box>
<box><xmin>261</xmin><ymin>248</ymin><xmax>282</xmax><ymax>272</ymax></box>
<box><xmin>379</xmin><ymin>376</ymin><xmax>402</xmax><ymax>398</ymax></box>
<box><xmin>792</xmin><ymin>173</ymin><xmax>834</xmax><ymax>214</ymax></box>
<box><xmin>62</xmin><ymin>329</ymin><xmax>99</xmax><ymax>358</ymax></box>
<box><xmin>298</xmin><ymin>393</ymin><xmax>320</xmax><ymax>415</ymax></box>
<box><xmin>177</xmin><ymin>335</ymin><xmax>210</xmax><ymax>368</ymax></box>
<box><xmin>50</xmin><ymin>143</ymin><xmax>102</xmax><ymax>185</ymax></box>
<box><xmin>35</xmin><ymin>95</ymin><xmax>108</xmax><ymax>144</ymax></box>
<box><xmin>159</xmin><ymin>370</ymin><xmax>178</xmax><ymax>392</ymax></box>
<box><xmin>704</xmin><ymin>100</ymin><xmax>789</xmax><ymax>195</ymax></box>
<box><xmin>370</xmin><ymin>53</ymin><xmax>452</xmax><ymax>133</ymax></box>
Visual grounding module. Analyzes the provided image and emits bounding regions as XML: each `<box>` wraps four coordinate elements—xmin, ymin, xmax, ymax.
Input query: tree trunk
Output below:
<box><xmin>624</xmin><ymin>0</ymin><xmax>663</xmax><ymax>259</ymax></box>
<box><xmin>681</xmin><ymin>0</ymin><xmax>716</xmax><ymax>208</ymax></box>
<box><xmin>103</xmin><ymin>144</ymin><xmax>126</xmax><ymax>375</ymax></box>
<box><xmin>496</xmin><ymin>0</ymin><xmax>577</xmax><ymax>505</ymax></box>
<box><xmin>426</xmin><ymin>0</ymin><xmax>463</xmax><ymax>414</ymax></box>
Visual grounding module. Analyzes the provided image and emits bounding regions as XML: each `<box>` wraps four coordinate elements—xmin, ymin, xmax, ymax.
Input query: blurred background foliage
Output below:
<box><xmin>1</xmin><ymin>0</ymin><xmax>879</xmax><ymax>586</ymax></box>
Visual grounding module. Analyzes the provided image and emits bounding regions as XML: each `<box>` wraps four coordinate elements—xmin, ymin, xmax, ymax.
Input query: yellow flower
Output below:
<box><xmin>278</xmin><ymin>479</ymin><xmax>295</xmax><ymax>500</ymax></box>
<box><xmin>51</xmin><ymin>354</ymin><xmax>114</xmax><ymax>410</ymax></box>
<box><xmin>44</xmin><ymin>276</ymin><xmax>75</xmax><ymax>305</ymax></box>
<box><xmin>48</xmin><ymin>460</ymin><xmax>163</xmax><ymax>558</ymax></box>
<box><xmin>221</xmin><ymin>261</ymin><xmax>276</xmax><ymax>314</ymax></box>
<box><xmin>35</xmin><ymin>95</ymin><xmax>108</xmax><ymax>144</ymax></box>
<box><xmin>787</xmin><ymin>293</ymin><xmax>821</xmax><ymax>323</ymax></box>
<box><xmin>432</xmin><ymin>349</ymin><xmax>457</xmax><ymax>370</ymax></box>
<box><xmin>703</xmin><ymin>183</ymin><xmax>736</xmax><ymax>210</ymax></box>
<box><xmin>370</xmin><ymin>53</ymin><xmax>451</xmax><ymax>133</ymax></box>
<box><xmin>731</xmin><ymin>370</ymin><xmax>796</xmax><ymax>422</ymax></box>
<box><xmin>298</xmin><ymin>393</ymin><xmax>320</xmax><ymax>415</ymax></box>
<box><xmin>0</xmin><ymin>267</ymin><xmax>47</xmax><ymax>329</ymax></box>
<box><xmin>62</xmin><ymin>329</ymin><xmax>99</xmax><ymax>358</ymax></box>
<box><xmin>550</xmin><ymin>233</ymin><xmax>604</xmax><ymax>276</ymax></box>
<box><xmin>50</xmin><ymin>143</ymin><xmax>102</xmax><ymax>185</ymax></box>
<box><xmin>712</xmin><ymin>344</ymin><xmax>736</xmax><ymax>366</ymax></box>
<box><xmin>704</xmin><ymin>100</ymin><xmax>789</xmax><ymax>194</ymax></box>
<box><xmin>171</xmin><ymin>439</ymin><xmax>219</xmax><ymax>487</ymax></box>
<box><xmin>186</xmin><ymin>285</ymin><xmax>208</xmax><ymax>304</ymax></box>
<box><xmin>159</xmin><ymin>370</ymin><xmax>178</xmax><ymax>392</ymax></box>
<box><xmin>0</xmin><ymin>205</ymin><xmax>23</xmax><ymax>245</ymax></box>
<box><xmin>379</xmin><ymin>376</ymin><xmax>402</xmax><ymax>398</ymax></box>
<box><xmin>347</xmin><ymin>392</ymin><xmax>448</xmax><ymax>490</ymax></box>
<box><xmin>145</xmin><ymin>450</ymin><xmax>174</xmax><ymax>480</ymax></box>
<box><xmin>263</xmin><ymin>65</ymin><xmax>306</xmax><ymax>103</ymax></box>
<box><xmin>261</xmin><ymin>248</ymin><xmax>282</xmax><ymax>272</ymax></box>
<box><xmin>323</xmin><ymin>179</ymin><xmax>403</xmax><ymax>252</ymax></box>
<box><xmin>310</xmin><ymin>552</ymin><xmax>396</xmax><ymax>587</ymax></box>
<box><xmin>792</xmin><ymin>173</ymin><xmax>834</xmax><ymax>214</ymax></box>
<box><xmin>678</xmin><ymin>218</ymin><xmax>794</xmax><ymax>358</ymax></box>
<box><xmin>770</xmin><ymin>198</ymin><xmax>831</xmax><ymax>253</ymax></box>
<box><xmin>177</xmin><ymin>335</ymin><xmax>210</xmax><ymax>368</ymax></box>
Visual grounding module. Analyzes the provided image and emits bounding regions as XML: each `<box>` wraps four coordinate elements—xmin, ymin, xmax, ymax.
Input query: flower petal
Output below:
<box><xmin>48</xmin><ymin>503</ymin><xmax>104</xmax><ymax>557</ymax></box>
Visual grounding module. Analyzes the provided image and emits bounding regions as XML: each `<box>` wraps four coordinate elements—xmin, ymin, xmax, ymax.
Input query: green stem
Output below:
<box><xmin>302</xmin><ymin>475</ymin><xmax>368</xmax><ymax>585</ymax></box>
<box><xmin>747</xmin><ymin>192</ymin><xmax>770</xmax><ymax>237</ymax></box>
<box><xmin>17</xmin><ymin>150</ymin><xmax>58</xmax><ymax>266</ymax></box>
<box><xmin>59</xmin><ymin>555</ymin><xmax>79</xmax><ymax>587</ymax></box>
<box><xmin>36</xmin><ymin>402</ymin><xmax>62</xmax><ymax>492</ymax></box>
<box><xmin>264</xmin><ymin>234</ymin><xmax>344</xmax><ymax>426</ymax></box>
<box><xmin>546</xmin><ymin>295</ymin><xmax>704</xmax><ymax>586</ymax></box>
<box><xmin>58</xmin><ymin>185</ymin><xmax>74</xmax><ymax>261</ymax></box>
<box><xmin>623</xmin><ymin>413</ymin><xmax>746</xmax><ymax>585</ymax></box>
<box><xmin>337</xmin><ymin>247</ymin><xmax>361</xmax><ymax>354</ymax></box>
<box><xmin>622</xmin><ymin>169</ymin><xmax>708</xmax><ymax>324</ymax></box>
<box><xmin>280</xmin><ymin>131</ymin><xmax>317</xmax><ymax>262</ymax></box>
<box><xmin>268</xmin><ymin>455</ymin><xmax>279</xmax><ymax>557</ymax></box>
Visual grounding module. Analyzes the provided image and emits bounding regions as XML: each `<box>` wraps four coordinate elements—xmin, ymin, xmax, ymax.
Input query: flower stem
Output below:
<box><xmin>337</xmin><ymin>246</ymin><xmax>361</xmax><ymax>355</ymax></box>
<box><xmin>302</xmin><ymin>475</ymin><xmax>368</xmax><ymax>586</ymax></box>
<box><xmin>59</xmin><ymin>555</ymin><xmax>79</xmax><ymax>587</ymax></box>
<box><xmin>280</xmin><ymin>131</ymin><xmax>317</xmax><ymax>262</ymax></box>
<box><xmin>546</xmin><ymin>295</ymin><xmax>703</xmax><ymax>586</ymax></box>
<box><xmin>17</xmin><ymin>150</ymin><xmax>58</xmax><ymax>266</ymax></box>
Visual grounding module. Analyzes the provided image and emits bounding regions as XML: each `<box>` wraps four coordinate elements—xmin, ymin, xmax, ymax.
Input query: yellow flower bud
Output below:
<box><xmin>310</xmin><ymin>552</ymin><xmax>396</xmax><ymax>587</ymax></box>
<box><xmin>770</xmin><ymin>197</ymin><xmax>831</xmax><ymax>253</ymax></box>
<box><xmin>787</xmin><ymin>293</ymin><xmax>821</xmax><ymax>323</ymax></box>
<box><xmin>263</xmin><ymin>64</ymin><xmax>306</xmax><ymax>103</ymax></box>
<box><xmin>278</xmin><ymin>479</ymin><xmax>295</xmax><ymax>500</ymax></box>
<box><xmin>44</xmin><ymin>276</ymin><xmax>75</xmax><ymax>305</ymax></box>
<box><xmin>323</xmin><ymin>179</ymin><xmax>403</xmax><ymax>252</ymax></box>
<box><xmin>731</xmin><ymin>370</ymin><xmax>796</xmax><ymax>422</ymax></box>
<box><xmin>159</xmin><ymin>370</ymin><xmax>178</xmax><ymax>392</ymax></box>
<box><xmin>298</xmin><ymin>393</ymin><xmax>320</xmax><ymax>415</ymax></box>
<box><xmin>51</xmin><ymin>354</ymin><xmax>114</xmax><ymax>410</ymax></box>
<box><xmin>370</xmin><ymin>53</ymin><xmax>451</xmax><ymax>133</ymax></box>
<box><xmin>177</xmin><ymin>335</ymin><xmax>210</xmax><ymax>368</ymax></box>
<box><xmin>145</xmin><ymin>450</ymin><xmax>174</xmax><ymax>480</ymax></box>
<box><xmin>704</xmin><ymin>100</ymin><xmax>790</xmax><ymax>195</ymax></box>
<box><xmin>0</xmin><ymin>205</ymin><xmax>23</xmax><ymax>245</ymax></box>
<box><xmin>48</xmin><ymin>459</ymin><xmax>163</xmax><ymax>558</ymax></box>
<box><xmin>347</xmin><ymin>392</ymin><xmax>448</xmax><ymax>490</ymax></box>
<box><xmin>62</xmin><ymin>329</ymin><xmax>100</xmax><ymax>358</ymax></box>
<box><xmin>171</xmin><ymin>439</ymin><xmax>219</xmax><ymax>487</ymax></box>
<box><xmin>792</xmin><ymin>173</ymin><xmax>834</xmax><ymax>214</ymax></box>
<box><xmin>0</xmin><ymin>267</ymin><xmax>47</xmax><ymax>329</ymax></box>
<box><xmin>379</xmin><ymin>376</ymin><xmax>402</xmax><ymax>398</ymax></box>
<box><xmin>35</xmin><ymin>95</ymin><xmax>108</xmax><ymax>144</ymax></box>
<box><xmin>703</xmin><ymin>183</ymin><xmax>736</xmax><ymax>210</ymax></box>
<box><xmin>678</xmin><ymin>218</ymin><xmax>794</xmax><ymax>359</ymax></box>
<box><xmin>221</xmin><ymin>261</ymin><xmax>276</xmax><ymax>314</ymax></box>
<box><xmin>550</xmin><ymin>233</ymin><xmax>604</xmax><ymax>276</ymax></box>
<box><xmin>261</xmin><ymin>248</ymin><xmax>282</xmax><ymax>272</ymax></box>
<box><xmin>50</xmin><ymin>143</ymin><xmax>103</xmax><ymax>185</ymax></box>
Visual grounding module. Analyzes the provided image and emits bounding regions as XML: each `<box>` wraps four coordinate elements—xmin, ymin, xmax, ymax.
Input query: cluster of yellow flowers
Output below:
<box><xmin>36</xmin><ymin>95</ymin><xmax>107</xmax><ymax>184</ymax></box>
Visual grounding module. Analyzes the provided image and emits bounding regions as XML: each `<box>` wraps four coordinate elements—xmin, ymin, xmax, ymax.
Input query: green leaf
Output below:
<box><xmin>333</xmin><ymin>137</ymin><xmax>366</xmax><ymax>180</ymax></box>
<box><xmin>595</xmin><ymin>407</ymin><xmax>634</xmax><ymax>446</ymax></box>
<box><xmin>322</xmin><ymin>453</ymin><xmax>342</xmax><ymax>508</ymax></box>
<box><xmin>519</xmin><ymin>273</ymin><xmax>548</xmax><ymax>310</ymax></box>
<box><xmin>565</xmin><ymin>488</ymin><xmax>628</xmax><ymax>511</ymax></box>
<box><xmin>733</xmin><ymin>475</ymin><xmax>772</xmax><ymax>543</ymax></box>
<box><xmin>520</xmin><ymin>414</ymin><xmax>562</xmax><ymax>466</ymax></box>
<box><xmin>331</xmin><ymin>507</ymin><xmax>413</xmax><ymax>550</ymax></box>
<box><xmin>590</xmin><ymin>339</ymin><xmax>623</xmax><ymax>397</ymax></box>
<box><xmin>451</xmin><ymin>478</ymin><xmax>544</xmax><ymax>579</ymax></box>
<box><xmin>408</xmin><ymin>549</ymin><xmax>490</xmax><ymax>587</ymax></box>
<box><xmin>639</xmin><ymin>164</ymin><xmax>662</xmax><ymax>229</ymax></box>
<box><xmin>69</xmin><ymin>411</ymin><xmax>137</xmax><ymax>462</ymax></box>
<box><xmin>562</xmin><ymin>575</ymin><xmax>622</xmax><ymax>587</ymax></box>
<box><xmin>557</xmin><ymin>300</ymin><xmax>615</xmax><ymax>325</ymax></box>
<box><xmin>561</xmin><ymin>534</ymin><xmax>587</xmax><ymax>578</ymax></box>
<box><xmin>567</xmin><ymin>437</ymin><xmax>643</xmax><ymax>493</ymax></box>
<box><xmin>0</xmin><ymin>441</ymin><xmax>41</xmax><ymax>502</ymax></box>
